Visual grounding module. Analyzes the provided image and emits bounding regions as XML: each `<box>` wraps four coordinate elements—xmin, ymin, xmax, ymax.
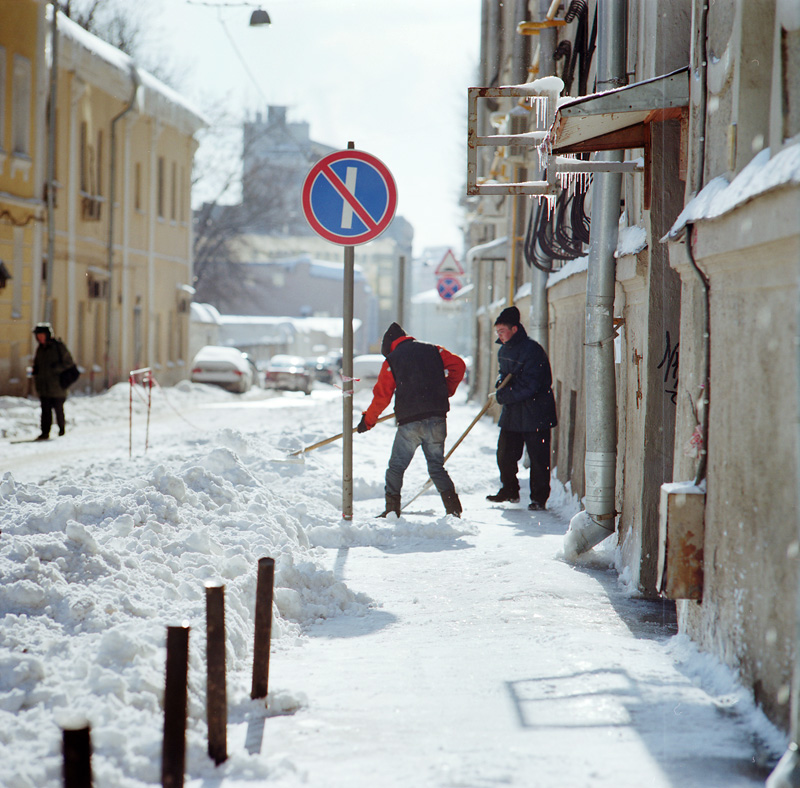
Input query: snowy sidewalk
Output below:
<box><xmin>224</xmin><ymin>493</ymin><xmax>772</xmax><ymax>788</ymax></box>
<box><xmin>0</xmin><ymin>385</ymin><xmax>782</xmax><ymax>787</ymax></box>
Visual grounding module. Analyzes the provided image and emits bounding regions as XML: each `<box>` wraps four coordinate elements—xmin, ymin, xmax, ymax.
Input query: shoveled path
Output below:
<box><xmin>215</xmin><ymin>493</ymin><xmax>773</xmax><ymax>788</ymax></box>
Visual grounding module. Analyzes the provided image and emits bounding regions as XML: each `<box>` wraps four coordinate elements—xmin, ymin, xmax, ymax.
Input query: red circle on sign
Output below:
<box><xmin>302</xmin><ymin>150</ymin><xmax>397</xmax><ymax>246</ymax></box>
<box><xmin>437</xmin><ymin>276</ymin><xmax>461</xmax><ymax>300</ymax></box>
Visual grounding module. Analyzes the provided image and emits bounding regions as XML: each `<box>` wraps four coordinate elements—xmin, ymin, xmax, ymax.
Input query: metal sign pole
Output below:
<box><xmin>342</xmin><ymin>141</ymin><xmax>355</xmax><ymax>521</ymax></box>
<box><xmin>300</xmin><ymin>140</ymin><xmax>397</xmax><ymax>522</ymax></box>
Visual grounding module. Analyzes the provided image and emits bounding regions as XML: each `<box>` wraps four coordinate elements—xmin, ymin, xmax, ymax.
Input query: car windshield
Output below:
<box><xmin>269</xmin><ymin>356</ymin><xmax>305</xmax><ymax>368</ymax></box>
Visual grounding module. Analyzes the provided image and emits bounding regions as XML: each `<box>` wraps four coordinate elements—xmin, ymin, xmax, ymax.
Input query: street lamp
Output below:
<box><xmin>186</xmin><ymin>0</ymin><xmax>271</xmax><ymax>103</ymax></box>
<box><xmin>249</xmin><ymin>8</ymin><xmax>270</xmax><ymax>25</ymax></box>
<box><xmin>186</xmin><ymin>1</ymin><xmax>271</xmax><ymax>25</ymax></box>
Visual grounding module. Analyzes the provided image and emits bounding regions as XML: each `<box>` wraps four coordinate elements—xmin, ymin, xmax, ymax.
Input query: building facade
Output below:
<box><xmin>0</xmin><ymin>0</ymin><xmax>46</xmax><ymax>396</ymax></box>
<box><xmin>0</xmin><ymin>5</ymin><xmax>205</xmax><ymax>395</ymax></box>
<box><xmin>466</xmin><ymin>0</ymin><xmax>800</xmax><ymax>743</ymax></box>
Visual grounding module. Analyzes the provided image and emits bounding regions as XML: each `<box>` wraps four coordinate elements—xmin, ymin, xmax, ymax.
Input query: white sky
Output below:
<box><xmin>148</xmin><ymin>0</ymin><xmax>483</xmax><ymax>257</ymax></box>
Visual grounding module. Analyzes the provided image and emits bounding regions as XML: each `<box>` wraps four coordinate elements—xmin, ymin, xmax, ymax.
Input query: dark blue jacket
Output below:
<box><xmin>495</xmin><ymin>325</ymin><xmax>558</xmax><ymax>432</ymax></box>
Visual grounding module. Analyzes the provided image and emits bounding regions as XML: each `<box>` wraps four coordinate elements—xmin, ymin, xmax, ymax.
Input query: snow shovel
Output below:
<box><xmin>288</xmin><ymin>412</ymin><xmax>395</xmax><ymax>456</ymax></box>
<box><xmin>401</xmin><ymin>374</ymin><xmax>512</xmax><ymax>510</ymax></box>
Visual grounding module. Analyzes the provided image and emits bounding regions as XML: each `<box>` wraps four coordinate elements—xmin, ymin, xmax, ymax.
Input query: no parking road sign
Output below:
<box><xmin>437</xmin><ymin>276</ymin><xmax>462</xmax><ymax>300</ymax></box>
<box><xmin>302</xmin><ymin>149</ymin><xmax>397</xmax><ymax>246</ymax></box>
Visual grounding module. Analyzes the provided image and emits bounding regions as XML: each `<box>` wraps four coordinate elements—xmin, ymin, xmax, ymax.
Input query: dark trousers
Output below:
<box><xmin>40</xmin><ymin>396</ymin><xmax>66</xmax><ymax>437</ymax></box>
<box><xmin>497</xmin><ymin>427</ymin><xmax>551</xmax><ymax>506</ymax></box>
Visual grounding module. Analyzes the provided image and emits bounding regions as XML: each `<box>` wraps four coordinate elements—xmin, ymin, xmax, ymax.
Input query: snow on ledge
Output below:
<box><xmin>616</xmin><ymin>224</ymin><xmax>648</xmax><ymax>258</ymax></box>
<box><xmin>665</xmin><ymin>142</ymin><xmax>800</xmax><ymax>241</ymax></box>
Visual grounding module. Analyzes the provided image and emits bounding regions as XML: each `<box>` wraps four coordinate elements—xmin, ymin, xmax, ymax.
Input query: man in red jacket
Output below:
<box><xmin>357</xmin><ymin>322</ymin><xmax>466</xmax><ymax>518</ymax></box>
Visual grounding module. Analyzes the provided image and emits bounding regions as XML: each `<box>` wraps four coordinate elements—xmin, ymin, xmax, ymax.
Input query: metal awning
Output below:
<box><xmin>550</xmin><ymin>67</ymin><xmax>689</xmax><ymax>154</ymax></box>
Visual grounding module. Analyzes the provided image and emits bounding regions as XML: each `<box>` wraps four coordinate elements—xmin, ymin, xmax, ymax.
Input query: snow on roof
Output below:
<box><xmin>190</xmin><ymin>302</ymin><xmax>221</xmax><ymax>324</ymax></box>
<box><xmin>52</xmin><ymin>8</ymin><xmax>207</xmax><ymax>135</ymax></box>
<box><xmin>616</xmin><ymin>224</ymin><xmax>648</xmax><ymax>258</ymax></box>
<box><xmin>665</xmin><ymin>142</ymin><xmax>800</xmax><ymax>241</ymax></box>
<box><xmin>247</xmin><ymin>255</ymin><xmax>366</xmax><ymax>282</ymax></box>
<box><xmin>501</xmin><ymin>75</ymin><xmax>564</xmax><ymax>95</ymax></box>
<box><xmin>547</xmin><ymin>255</ymin><xmax>589</xmax><ymax>288</ymax></box>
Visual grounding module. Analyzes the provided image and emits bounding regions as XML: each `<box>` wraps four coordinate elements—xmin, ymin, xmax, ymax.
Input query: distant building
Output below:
<box><xmin>0</xmin><ymin>2</ymin><xmax>206</xmax><ymax>394</ymax></box>
<box><xmin>222</xmin><ymin>106</ymin><xmax>414</xmax><ymax>349</ymax></box>
<box><xmin>205</xmin><ymin>253</ymin><xmax>375</xmax><ymax>355</ymax></box>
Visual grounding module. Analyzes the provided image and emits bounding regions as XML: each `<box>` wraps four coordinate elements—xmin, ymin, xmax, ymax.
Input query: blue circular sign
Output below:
<box><xmin>302</xmin><ymin>150</ymin><xmax>397</xmax><ymax>246</ymax></box>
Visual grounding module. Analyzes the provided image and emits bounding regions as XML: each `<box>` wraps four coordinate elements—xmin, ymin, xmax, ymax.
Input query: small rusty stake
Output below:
<box><xmin>62</xmin><ymin>722</ymin><xmax>92</xmax><ymax>788</ymax></box>
<box><xmin>205</xmin><ymin>583</ymin><xmax>227</xmax><ymax>765</ymax></box>
<box><xmin>251</xmin><ymin>557</ymin><xmax>275</xmax><ymax>701</ymax></box>
<box><xmin>162</xmin><ymin>625</ymin><xmax>189</xmax><ymax>788</ymax></box>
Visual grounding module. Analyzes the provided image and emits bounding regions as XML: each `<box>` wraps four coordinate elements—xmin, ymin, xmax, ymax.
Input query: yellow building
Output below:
<box><xmin>0</xmin><ymin>0</ymin><xmax>46</xmax><ymax>395</ymax></box>
<box><xmin>0</xmin><ymin>3</ymin><xmax>206</xmax><ymax>395</ymax></box>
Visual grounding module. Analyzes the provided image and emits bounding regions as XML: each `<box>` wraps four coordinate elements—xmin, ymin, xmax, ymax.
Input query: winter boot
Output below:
<box><xmin>441</xmin><ymin>490</ymin><xmax>462</xmax><ymax>518</ymax></box>
<box><xmin>486</xmin><ymin>488</ymin><xmax>520</xmax><ymax>503</ymax></box>
<box><xmin>378</xmin><ymin>494</ymin><xmax>401</xmax><ymax>518</ymax></box>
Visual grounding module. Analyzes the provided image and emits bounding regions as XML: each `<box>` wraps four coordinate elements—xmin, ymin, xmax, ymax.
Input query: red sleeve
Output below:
<box><xmin>363</xmin><ymin>360</ymin><xmax>396</xmax><ymax>427</ymax></box>
<box><xmin>439</xmin><ymin>347</ymin><xmax>466</xmax><ymax>397</ymax></box>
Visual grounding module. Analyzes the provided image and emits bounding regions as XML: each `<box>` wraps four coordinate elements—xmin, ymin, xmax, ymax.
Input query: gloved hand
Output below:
<box><xmin>356</xmin><ymin>415</ymin><xmax>370</xmax><ymax>433</ymax></box>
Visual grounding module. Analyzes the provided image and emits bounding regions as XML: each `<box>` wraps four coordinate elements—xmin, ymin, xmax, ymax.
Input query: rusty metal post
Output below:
<box><xmin>62</xmin><ymin>723</ymin><xmax>92</xmax><ymax>788</ymax></box>
<box><xmin>251</xmin><ymin>557</ymin><xmax>275</xmax><ymax>701</ymax></box>
<box><xmin>205</xmin><ymin>583</ymin><xmax>227</xmax><ymax>765</ymax></box>
<box><xmin>162</xmin><ymin>625</ymin><xmax>189</xmax><ymax>788</ymax></box>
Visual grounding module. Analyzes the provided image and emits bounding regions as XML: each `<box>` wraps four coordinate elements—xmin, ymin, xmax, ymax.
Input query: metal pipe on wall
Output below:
<box><xmin>529</xmin><ymin>0</ymin><xmax>558</xmax><ymax>352</ymax></box>
<box><xmin>105</xmin><ymin>64</ymin><xmax>140</xmax><ymax>390</ymax></box>
<box><xmin>573</xmin><ymin>0</ymin><xmax>627</xmax><ymax>554</ymax></box>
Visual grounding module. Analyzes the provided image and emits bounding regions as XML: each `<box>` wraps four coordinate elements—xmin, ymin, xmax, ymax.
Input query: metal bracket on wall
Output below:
<box><xmin>632</xmin><ymin>348</ymin><xmax>643</xmax><ymax>409</ymax></box>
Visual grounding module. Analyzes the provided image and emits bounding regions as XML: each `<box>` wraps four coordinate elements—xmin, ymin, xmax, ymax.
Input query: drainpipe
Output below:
<box><xmin>44</xmin><ymin>1</ymin><xmax>58</xmax><ymax>324</ymax></box>
<box><xmin>529</xmin><ymin>0</ymin><xmax>558</xmax><ymax>351</ymax></box>
<box><xmin>568</xmin><ymin>0</ymin><xmax>627</xmax><ymax>555</ymax></box>
<box><xmin>467</xmin><ymin>236</ymin><xmax>508</xmax><ymax>400</ymax></box>
<box><xmin>104</xmin><ymin>64</ymin><xmax>140</xmax><ymax>390</ymax></box>
<box><xmin>507</xmin><ymin>0</ymin><xmax>530</xmax><ymax>308</ymax></box>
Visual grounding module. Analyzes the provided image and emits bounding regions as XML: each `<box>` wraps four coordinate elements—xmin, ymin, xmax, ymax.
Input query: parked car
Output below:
<box><xmin>243</xmin><ymin>353</ymin><xmax>263</xmax><ymax>388</ymax></box>
<box><xmin>307</xmin><ymin>355</ymin><xmax>338</xmax><ymax>385</ymax></box>
<box><xmin>190</xmin><ymin>346</ymin><xmax>254</xmax><ymax>393</ymax></box>
<box><xmin>352</xmin><ymin>354</ymin><xmax>385</xmax><ymax>392</ymax></box>
<box><xmin>264</xmin><ymin>354</ymin><xmax>313</xmax><ymax>395</ymax></box>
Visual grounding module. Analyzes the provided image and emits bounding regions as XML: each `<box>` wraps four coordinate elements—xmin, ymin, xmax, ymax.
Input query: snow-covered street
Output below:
<box><xmin>0</xmin><ymin>382</ymin><xmax>786</xmax><ymax>786</ymax></box>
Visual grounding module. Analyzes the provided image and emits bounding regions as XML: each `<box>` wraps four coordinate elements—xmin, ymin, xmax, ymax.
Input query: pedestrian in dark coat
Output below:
<box><xmin>31</xmin><ymin>322</ymin><xmax>74</xmax><ymax>440</ymax></box>
<box><xmin>357</xmin><ymin>322</ymin><xmax>466</xmax><ymax>518</ymax></box>
<box><xmin>487</xmin><ymin>306</ymin><xmax>558</xmax><ymax>511</ymax></box>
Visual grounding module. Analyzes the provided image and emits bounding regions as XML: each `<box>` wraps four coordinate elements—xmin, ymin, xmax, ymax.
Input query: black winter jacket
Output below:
<box><xmin>495</xmin><ymin>325</ymin><xmax>558</xmax><ymax>432</ymax></box>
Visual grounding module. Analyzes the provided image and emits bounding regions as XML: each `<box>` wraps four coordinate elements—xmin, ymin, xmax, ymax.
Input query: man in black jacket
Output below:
<box><xmin>487</xmin><ymin>306</ymin><xmax>558</xmax><ymax>511</ymax></box>
<box><xmin>357</xmin><ymin>322</ymin><xmax>466</xmax><ymax>518</ymax></box>
<box><xmin>31</xmin><ymin>322</ymin><xmax>75</xmax><ymax>441</ymax></box>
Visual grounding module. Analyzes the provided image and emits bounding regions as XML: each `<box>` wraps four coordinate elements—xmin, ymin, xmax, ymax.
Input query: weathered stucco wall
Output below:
<box><xmin>548</xmin><ymin>271</ymin><xmax>587</xmax><ymax>498</ymax></box>
<box><xmin>675</xmin><ymin>189</ymin><xmax>800</xmax><ymax>729</ymax></box>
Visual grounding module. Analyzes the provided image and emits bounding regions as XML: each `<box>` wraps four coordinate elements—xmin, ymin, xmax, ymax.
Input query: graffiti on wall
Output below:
<box><xmin>657</xmin><ymin>331</ymin><xmax>679</xmax><ymax>404</ymax></box>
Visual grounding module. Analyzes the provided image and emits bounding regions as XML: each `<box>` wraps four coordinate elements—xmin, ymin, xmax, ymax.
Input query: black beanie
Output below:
<box><xmin>381</xmin><ymin>322</ymin><xmax>406</xmax><ymax>357</ymax></box>
<box><xmin>495</xmin><ymin>306</ymin><xmax>521</xmax><ymax>327</ymax></box>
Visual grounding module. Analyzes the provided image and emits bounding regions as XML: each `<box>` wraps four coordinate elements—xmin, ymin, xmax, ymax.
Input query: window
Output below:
<box><xmin>157</xmin><ymin>156</ymin><xmax>165</xmax><ymax>218</ymax></box>
<box><xmin>134</xmin><ymin>162</ymin><xmax>142</xmax><ymax>211</ymax></box>
<box><xmin>180</xmin><ymin>166</ymin><xmax>186</xmax><ymax>222</ymax></box>
<box><xmin>170</xmin><ymin>161</ymin><xmax>177</xmax><ymax>221</ymax></box>
<box><xmin>80</xmin><ymin>122</ymin><xmax>88</xmax><ymax>192</ymax></box>
<box><xmin>96</xmin><ymin>130</ymin><xmax>103</xmax><ymax>196</ymax></box>
<box><xmin>0</xmin><ymin>47</ymin><xmax>6</xmax><ymax>152</ymax></box>
<box><xmin>11</xmin><ymin>54</ymin><xmax>31</xmax><ymax>156</ymax></box>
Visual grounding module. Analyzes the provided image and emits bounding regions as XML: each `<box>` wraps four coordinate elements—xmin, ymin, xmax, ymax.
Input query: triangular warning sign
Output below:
<box><xmin>435</xmin><ymin>249</ymin><xmax>464</xmax><ymax>276</ymax></box>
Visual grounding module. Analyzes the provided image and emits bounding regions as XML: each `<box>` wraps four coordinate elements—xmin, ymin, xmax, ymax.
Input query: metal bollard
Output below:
<box><xmin>162</xmin><ymin>625</ymin><xmax>189</xmax><ymax>788</ymax></box>
<box><xmin>205</xmin><ymin>583</ymin><xmax>227</xmax><ymax>765</ymax></box>
<box><xmin>62</xmin><ymin>722</ymin><xmax>92</xmax><ymax>788</ymax></box>
<box><xmin>251</xmin><ymin>557</ymin><xmax>275</xmax><ymax>701</ymax></box>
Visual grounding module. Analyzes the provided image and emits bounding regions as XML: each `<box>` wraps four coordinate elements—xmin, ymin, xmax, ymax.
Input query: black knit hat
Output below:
<box><xmin>381</xmin><ymin>322</ymin><xmax>406</xmax><ymax>357</ymax></box>
<box><xmin>32</xmin><ymin>322</ymin><xmax>52</xmax><ymax>337</ymax></box>
<box><xmin>495</xmin><ymin>306</ymin><xmax>521</xmax><ymax>327</ymax></box>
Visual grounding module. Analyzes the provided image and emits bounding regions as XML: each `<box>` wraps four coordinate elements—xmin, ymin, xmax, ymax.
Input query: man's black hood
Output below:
<box><xmin>381</xmin><ymin>322</ymin><xmax>406</xmax><ymax>357</ymax></box>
